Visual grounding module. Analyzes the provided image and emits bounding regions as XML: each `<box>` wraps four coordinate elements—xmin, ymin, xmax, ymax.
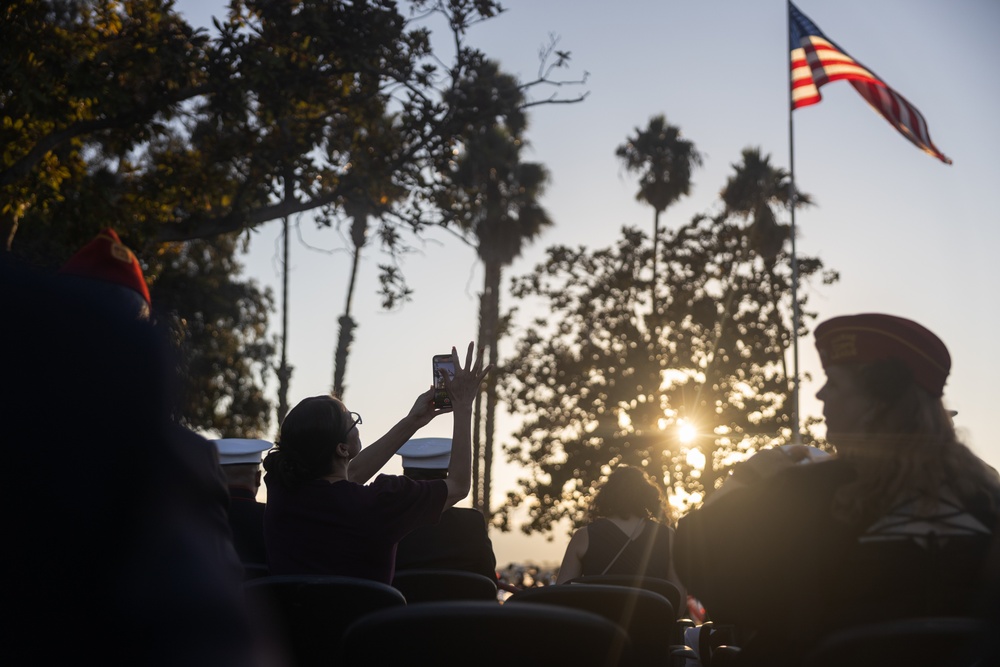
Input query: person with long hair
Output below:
<box><xmin>556</xmin><ymin>465</ymin><xmax>686</xmax><ymax>598</ymax></box>
<box><xmin>262</xmin><ymin>343</ymin><xmax>489</xmax><ymax>584</ymax></box>
<box><xmin>674</xmin><ymin>313</ymin><xmax>1000</xmax><ymax>665</ymax></box>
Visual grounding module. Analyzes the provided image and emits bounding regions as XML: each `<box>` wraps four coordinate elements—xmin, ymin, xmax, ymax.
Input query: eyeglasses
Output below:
<box><xmin>347</xmin><ymin>411</ymin><xmax>363</xmax><ymax>434</ymax></box>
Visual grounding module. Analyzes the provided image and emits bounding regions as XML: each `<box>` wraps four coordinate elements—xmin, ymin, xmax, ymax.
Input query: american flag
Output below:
<box><xmin>789</xmin><ymin>2</ymin><xmax>951</xmax><ymax>165</ymax></box>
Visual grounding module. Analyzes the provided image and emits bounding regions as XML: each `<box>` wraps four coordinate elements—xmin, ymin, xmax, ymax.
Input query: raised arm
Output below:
<box><xmin>442</xmin><ymin>342</ymin><xmax>490</xmax><ymax>507</ymax></box>
<box><xmin>346</xmin><ymin>343</ymin><xmax>488</xmax><ymax>487</ymax></box>
<box><xmin>347</xmin><ymin>387</ymin><xmax>439</xmax><ymax>484</ymax></box>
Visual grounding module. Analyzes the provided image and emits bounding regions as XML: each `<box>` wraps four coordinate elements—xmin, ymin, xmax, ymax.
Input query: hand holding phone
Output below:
<box><xmin>432</xmin><ymin>354</ymin><xmax>456</xmax><ymax>409</ymax></box>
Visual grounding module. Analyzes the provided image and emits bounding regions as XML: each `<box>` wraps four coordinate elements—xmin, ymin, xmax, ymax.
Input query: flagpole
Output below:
<box><xmin>787</xmin><ymin>0</ymin><xmax>802</xmax><ymax>445</ymax></box>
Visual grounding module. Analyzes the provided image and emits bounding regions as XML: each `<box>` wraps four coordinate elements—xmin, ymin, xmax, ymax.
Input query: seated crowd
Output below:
<box><xmin>7</xmin><ymin>229</ymin><xmax>1000</xmax><ymax>666</ymax></box>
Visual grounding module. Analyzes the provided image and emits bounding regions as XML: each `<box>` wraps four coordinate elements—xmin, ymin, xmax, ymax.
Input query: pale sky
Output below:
<box><xmin>174</xmin><ymin>0</ymin><xmax>1000</xmax><ymax>565</ymax></box>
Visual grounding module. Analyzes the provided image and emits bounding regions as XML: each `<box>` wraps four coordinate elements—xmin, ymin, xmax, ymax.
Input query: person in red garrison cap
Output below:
<box><xmin>1</xmin><ymin>252</ymin><xmax>253</xmax><ymax>665</ymax></box>
<box><xmin>675</xmin><ymin>313</ymin><xmax>1000</xmax><ymax>667</ymax></box>
<box><xmin>59</xmin><ymin>228</ymin><xmax>152</xmax><ymax>319</ymax></box>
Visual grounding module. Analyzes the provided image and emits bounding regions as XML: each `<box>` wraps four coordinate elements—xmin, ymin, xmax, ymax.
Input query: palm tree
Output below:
<box><xmin>438</xmin><ymin>60</ymin><xmax>551</xmax><ymax>517</ymax></box>
<box><xmin>720</xmin><ymin>147</ymin><xmax>813</xmax><ymax>436</ymax></box>
<box><xmin>451</xmin><ymin>124</ymin><xmax>552</xmax><ymax>518</ymax></box>
<box><xmin>616</xmin><ymin>115</ymin><xmax>702</xmax><ymax>311</ymax></box>
<box><xmin>331</xmin><ymin>113</ymin><xmax>406</xmax><ymax>398</ymax></box>
<box><xmin>720</xmin><ymin>147</ymin><xmax>811</xmax><ymax>266</ymax></box>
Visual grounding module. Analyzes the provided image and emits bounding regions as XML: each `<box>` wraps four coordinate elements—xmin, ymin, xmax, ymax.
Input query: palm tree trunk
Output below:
<box><xmin>483</xmin><ymin>340</ymin><xmax>498</xmax><ymax>519</ymax></box>
<box><xmin>769</xmin><ymin>264</ymin><xmax>795</xmax><ymax>437</ymax></box>
<box><xmin>277</xmin><ymin>170</ymin><xmax>294</xmax><ymax>423</ymax></box>
<box><xmin>651</xmin><ymin>208</ymin><xmax>661</xmax><ymax>315</ymax></box>
<box><xmin>481</xmin><ymin>259</ymin><xmax>502</xmax><ymax>519</ymax></box>
<box><xmin>277</xmin><ymin>213</ymin><xmax>293</xmax><ymax>424</ymax></box>
<box><xmin>472</xmin><ymin>291</ymin><xmax>487</xmax><ymax>513</ymax></box>
<box><xmin>332</xmin><ymin>211</ymin><xmax>368</xmax><ymax>398</ymax></box>
<box><xmin>472</xmin><ymin>391</ymin><xmax>484</xmax><ymax>510</ymax></box>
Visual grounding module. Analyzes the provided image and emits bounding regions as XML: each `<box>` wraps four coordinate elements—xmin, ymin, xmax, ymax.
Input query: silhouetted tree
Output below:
<box><xmin>721</xmin><ymin>147</ymin><xmax>817</xmax><ymax>399</ymax></box>
<box><xmin>332</xmin><ymin>111</ymin><xmax>407</xmax><ymax>398</ymax></box>
<box><xmin>721</xmin><ymin>147</ymin><xmax>812</xmax><ymax>265</ymax></box>
<box><xmin>497</xmin><ymin>173</ymin><xmax>836</xmax><ymax>535</ymax></box>
<box><xmin>440</xmin><ymin>60</ymin><xmax>554</xmax><ymax>516</ymax></box>
<box><xmin>616</xmin><ymin>115</ymin><xmax>702</xmax><ymax>310</ymax></box>
<box><xmin>152</xmin><ymin>235</ymin><xmax>276</xmax><ymax>437</ymax></box>
<box><xmin>2</xmin><ymin>0</ymin><xmax>586</xmax><ymax>427</ymax></box>
<box><xmin>2</xmin><ymin>0</ymin><xmax>584</xmax><ymax>253</ymax></box>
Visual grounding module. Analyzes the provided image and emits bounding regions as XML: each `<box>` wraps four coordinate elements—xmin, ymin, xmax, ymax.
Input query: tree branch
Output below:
<box><xmin>156</xmin><ymin>189</ymin><xmax>341</xmax><ymax>242</ymax></box>
<box><xmin>0</xmin><ymin>85</ymin><xmax>212</xmax><ymax>187</ymax></box>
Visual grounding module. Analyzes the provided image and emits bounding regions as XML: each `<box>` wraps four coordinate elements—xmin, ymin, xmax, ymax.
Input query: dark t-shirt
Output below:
<box><xmin>675</xmin><ymin>458</ymin><xmax>998</xmax><ymax>664</ymax></box>
<box><xmin>264</xmin><ymin>473</ymin><xmax>447</xmax><ymax>583</ymax></box>
<box><xmin>580</xmin><ymin>518</ymin><xmax>674</xmax><ymax>579</ymax></box>
<box><xmin>395</xmin><ymin>507</ymin><xmax>497</xmax><ymax>580</ymax></box>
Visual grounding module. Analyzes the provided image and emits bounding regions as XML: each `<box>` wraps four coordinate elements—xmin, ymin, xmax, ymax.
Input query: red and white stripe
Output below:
<box><xmin>791</xmin><ymin>34</ymin><xmax>951</xmax><ymax>164</ymax></box>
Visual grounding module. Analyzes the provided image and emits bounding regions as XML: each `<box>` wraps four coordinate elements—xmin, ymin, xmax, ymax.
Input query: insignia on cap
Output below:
<box><xmin>829</xmin><ymin>333</ymin><xmax>857</xmax><ymax>361</ymax></box>
<box><xmin>110</xmin><ymin>242</ymin><xmax>132</xmax><ymax>263</ymax></box>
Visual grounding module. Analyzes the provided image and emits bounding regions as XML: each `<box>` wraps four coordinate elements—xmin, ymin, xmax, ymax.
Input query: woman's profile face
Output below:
<box><xmin>816</xmin><ymin>365</ymin><xmax>874</xmax><ymax>443</ymax></box>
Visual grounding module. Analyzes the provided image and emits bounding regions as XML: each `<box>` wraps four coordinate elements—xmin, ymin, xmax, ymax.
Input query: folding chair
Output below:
<box><xmin>570</xmin><ymin>574</ymin><xmax>683</xmax><ymax>618</ymax></box>
<box><xmin>340</xmin><ymin>600</ymin><xmax>631</xmax><ymax>666</ymax></box>
<box><xmin>802</xmin><ymin>616</ymin><xmax>990</xmax><ymax>667</ymax></box>
<box><xmin>391</xmin><ymin>568</ymin><xmax>498</xmax><ymax>603</ymax></box>
<box><xmin>507</xmin><ymin>583</ymin><xmax>675</xmax><ymax>667</ymax></box>
<box><xmin>244</xmin><ymin>574</ymin><xmax>405</xmax><ymax>667</ymax></box>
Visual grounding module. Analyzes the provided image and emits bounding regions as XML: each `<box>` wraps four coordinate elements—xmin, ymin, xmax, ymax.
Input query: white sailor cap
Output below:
<box><xmin>397</xmin><ymin>437</ymin><xmax>452</xmax><ymax>469</ymax></box>
<box><xmin>213</xmin><ymin>438</ymin><xmax>273</xmax><ymax>466</ymax></box>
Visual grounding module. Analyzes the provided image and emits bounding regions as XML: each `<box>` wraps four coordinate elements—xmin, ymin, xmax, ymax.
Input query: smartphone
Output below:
<box><xmin>432</xmin><ymin>354</ymin><xmax>456</xmax><ymax>409</ymax></box>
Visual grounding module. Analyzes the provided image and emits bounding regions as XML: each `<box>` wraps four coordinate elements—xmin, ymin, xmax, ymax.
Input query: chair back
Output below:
<box><xmin>570</xmin><ymin>574</ymin><xmax>683</xmax><ymax>617</ymax></box>
<box><xmin>507</xmin><ymin>583</ymin><xmax>674</xmax><ymax>667</ymax></box>
<box><xmin>802</xmin><ymin>617</ymin><xmax>990</xmax><ymax>667</ymax></box>
<box><xmin>244</xmin><ymin>575</ymin><xmax>405</xmax><ymax>667</ymax></box>
<box><xmin>391</xmin><ymin>568</ymin><xmax>498</xmax><ymax>603</ymax></box>
<box><xmin>340</xmin><ymin>600</ymin><xmax>630</xmax><ymax>666</ymax></box>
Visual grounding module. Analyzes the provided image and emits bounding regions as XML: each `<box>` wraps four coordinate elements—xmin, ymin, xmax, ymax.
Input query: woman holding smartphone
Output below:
<box><xmin>262</xmin><ymin>343</ymin><xmax>489</xmax><ymax>584</ymax></box>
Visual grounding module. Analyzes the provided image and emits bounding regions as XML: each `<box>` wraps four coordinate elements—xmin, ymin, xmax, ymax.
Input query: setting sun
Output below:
<box><xmin>678</xmin><ymin>420</ymin><xmax>697</xmax><ymax>444</ymax></box>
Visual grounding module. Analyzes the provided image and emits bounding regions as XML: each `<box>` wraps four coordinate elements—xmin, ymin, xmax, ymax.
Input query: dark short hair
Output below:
<box><xmin>591</xmin><ymin>466</ymin><xmax>664</xmax><ymax>521</ymax></box>
<box><xmin>262</xmin><ymin>396</ymin><xmax>347</xmax><ymax>488</ymax></box>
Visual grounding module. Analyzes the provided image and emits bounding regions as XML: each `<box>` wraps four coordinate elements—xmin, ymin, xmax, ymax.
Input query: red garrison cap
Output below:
<box><xmin>59</xmin><ymin>228</ymin><xmax>151</xmax><ymax>305</ymax></box>
<box><xmin>814</xmin><ymin>314</ymin><xmax>950</xmax><ymax>397</ymax></box>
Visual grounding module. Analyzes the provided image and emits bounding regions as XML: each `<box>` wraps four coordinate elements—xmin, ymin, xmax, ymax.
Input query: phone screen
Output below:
<box><xmin>432</xmin><ymin>354</ymin><xmax>455</xmax><ymax>409</ymax></box>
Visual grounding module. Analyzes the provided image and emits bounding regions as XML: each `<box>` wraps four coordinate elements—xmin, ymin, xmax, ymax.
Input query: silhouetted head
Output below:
<box><xmin>814</xmin><ymin>314</ymin><xmax>998</xmax><ymax>524</ymax></box>
<box><xmin>591</xmin><ymin>465</ymin><xmax>665</xmax><ymax>521</ymax></box>
<box><xmin>215</xmin><ymin>439</ymin><xmax>272</xmax><ymax>493</ymax></box>
<box><xmin>59</xmin><ymin>228</ymin><xmax>151</xmax><ymax>319</ymax></box>
<box><xmin>263</xmin><ymin>396</ymin><xmax>361</xmax><ymax>488</ymax></box>
<box><xmin>398</xmin><ymin>437</ymin><xmax>451</xmax><ymax>481</ymax></box>
<box><xmin>815</xmin><ymin>314</ymin><xmax>953</xmax><ymax>452</ymax></box>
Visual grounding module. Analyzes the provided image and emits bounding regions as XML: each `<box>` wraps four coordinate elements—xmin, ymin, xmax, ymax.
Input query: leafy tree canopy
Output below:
<box><xmin>151</xmin><ymin>234</ymin><xmax>276</xmax><ymax>437</ymax></box>
<box><xmin>1</xmin><ymin>0</ymin><xmax>585</xmax><ymax>434</ymax></box>
<box><xmin>497</xmin><ymin>153</ymin><xmax>838</xmax><ymax>535</ymax></box>
<box><xmin>2</xmin><ymin>0</ymin><xmax>585</xmax><ymax>302</ymax></box>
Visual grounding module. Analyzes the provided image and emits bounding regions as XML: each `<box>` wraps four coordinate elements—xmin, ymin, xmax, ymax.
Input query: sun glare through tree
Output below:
<box><xmin>677</xmin><ymin>419</ymin><xmax>697</xmax><ymax>445</ymax></box>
